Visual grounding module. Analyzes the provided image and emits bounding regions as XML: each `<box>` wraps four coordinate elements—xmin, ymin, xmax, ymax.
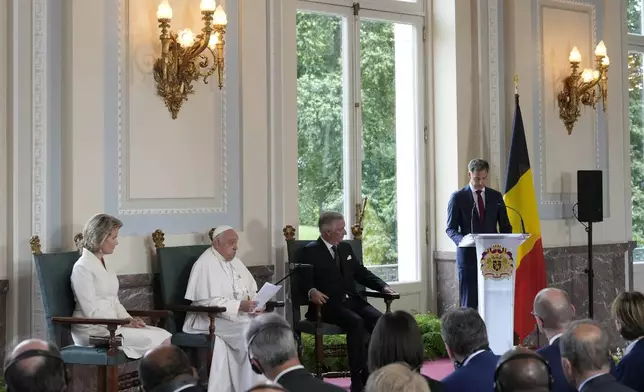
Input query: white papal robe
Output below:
<box><xmin>183</xmin><ymin>247</ymin><xmax>267</xmax><ymax>392</ymax></box>
<box><xmin>70</xmin><ymin>249</ymin><xmax>171</xmax><ymax>359</ymax></box>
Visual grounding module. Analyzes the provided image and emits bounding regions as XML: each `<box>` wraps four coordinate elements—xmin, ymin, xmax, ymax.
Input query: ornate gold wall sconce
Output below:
<box><xmin>557</xmin><ymin>41</ymin><xmax>609</xmax><ymax>135</ymax></box>
<box><xmin>154</xmin><ymin>0</ymin><xmax>227</xmax><ymax>119</ymax></box>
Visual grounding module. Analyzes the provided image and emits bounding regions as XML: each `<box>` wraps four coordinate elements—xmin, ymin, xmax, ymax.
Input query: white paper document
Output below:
<box><xmin>458</xmin><ymin>234</ymin><xmax>475</xmax><ymax>248</ymax></box>
<box><xmin>252</xmin><ymin>282</ymin><xmax>282</xmax><ymax>309</ymax></box>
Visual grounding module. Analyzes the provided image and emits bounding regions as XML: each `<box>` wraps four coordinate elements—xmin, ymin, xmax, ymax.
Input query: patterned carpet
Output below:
<box><xmin>324</xmin><ymin>358</ymin><xmax>454</xmax><ymax>389</ymax></box>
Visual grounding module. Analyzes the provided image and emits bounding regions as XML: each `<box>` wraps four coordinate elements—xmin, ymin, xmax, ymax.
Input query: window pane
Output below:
<box><xmin>628</xmin><ymin>0</ymin><xmax>643</xmax><ymax>35</ymax></box>
<box><xmin>631</xmin><ymin>52</ymin><xmax>644</xmax><ymax>261</ymax></box>
<box><xmin>296</xmin><ymin>11</ymin><xmax>347</xmax><ymax>240</ymax></box>
<box><xmin>359</xmin><ymin>18</ymin><xmax>419</xmax><ymax>282</ymax></box>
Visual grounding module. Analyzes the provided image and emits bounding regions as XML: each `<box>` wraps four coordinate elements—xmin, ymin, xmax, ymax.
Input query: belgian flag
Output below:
<box><xmin>503</xmin><ymin>93</ymin><xmax>547</xmax><ymax>342</ymax></box>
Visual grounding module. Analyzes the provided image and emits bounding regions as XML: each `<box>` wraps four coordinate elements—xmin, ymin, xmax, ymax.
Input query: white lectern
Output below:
<box><xmin>463</xmin><ymin>233</ymin><xmax>529</xmax><ymax>355</ymax></box>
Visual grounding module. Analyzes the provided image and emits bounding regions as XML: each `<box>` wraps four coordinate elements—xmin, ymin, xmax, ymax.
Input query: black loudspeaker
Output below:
<box><xmin>577</xmin><ymin>170</ymin><xmax>603</xmax><ymax>223</ymax></box>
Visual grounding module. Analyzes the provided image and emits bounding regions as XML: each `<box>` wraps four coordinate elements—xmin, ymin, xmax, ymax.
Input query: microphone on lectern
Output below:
<box><xmin>498</xmin><ymin>202</ymin><xmax>526</xmax><ymax>234</ymax></box>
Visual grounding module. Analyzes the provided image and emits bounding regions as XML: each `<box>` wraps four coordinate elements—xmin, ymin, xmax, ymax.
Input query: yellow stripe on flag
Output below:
<box><xmin>503</xmin><ymin>168</ymin><xmax>541</xmax><ymax>270</ymax></box>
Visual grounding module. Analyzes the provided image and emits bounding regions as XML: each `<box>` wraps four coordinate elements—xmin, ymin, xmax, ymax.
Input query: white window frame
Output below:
<box><xmin>298</xmin><ymin>0</ymin><xmax>425</xmax><ymax>17</ymax></box>
<box><xmin>295</xmin><ymin>0</ymin><xmax>426</xmax><ymax>285</ymax></box>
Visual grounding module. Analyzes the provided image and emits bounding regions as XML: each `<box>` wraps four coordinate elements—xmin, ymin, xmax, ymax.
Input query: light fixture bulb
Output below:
<box><xmin>177</xmin><ymin>29</ymin><xmax>195</xmax><ymax>47</ymax></box>
<box><xmin>569</xmin><ymin>47</ymin><xmax>581</xmax><ymax>63</ymax></box>
<box><xmin>595</xmin><ymin>41</ymin><xmax>607</xmax><ymax>57</ymax></box>
<box><xmin>157</xmin><ymin>0</ymin><xmax>172</xmax><ymax>20</ymax></box>
<box><xmin>581</xmin><ymin>69</ymin><xmax>593</xmax><ymax>83</ymax></box>
<box><xmin>200</xmin><ymin>0</ymin><xmax>216</xmax><ymax>12</ymax></box>
<box><xmin>214</xmin><ymin>5</ymin><xmax>227</xmax><ymax>25</ymax></box>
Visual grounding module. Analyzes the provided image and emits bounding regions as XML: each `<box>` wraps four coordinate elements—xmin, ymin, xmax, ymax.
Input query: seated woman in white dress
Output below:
<box><xmin>70</xmin><ymin>213</ymin><xmax>171</xmax><ymax>359</ymax></box>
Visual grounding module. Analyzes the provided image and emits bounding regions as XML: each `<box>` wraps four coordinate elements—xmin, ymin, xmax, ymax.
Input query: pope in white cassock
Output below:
<box><xmin>183</xmin><ymin>226</ymin><xmax>267</xmax><ymax>392</ymax></box>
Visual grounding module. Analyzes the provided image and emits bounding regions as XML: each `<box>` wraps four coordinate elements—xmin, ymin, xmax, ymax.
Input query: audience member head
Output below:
<box><xmin>494</xmin><ymin>346</ymin><xmax>552</xmax><ymax>392</ymax></box>
<box><xmin>138</xmin><ymin>345</ymin><xmax>197</xmax><ymax>392</ymax></box>
<box><xmin>365</xmin><ymin>363</ymin><xmax>429</xmax><ymax>392</ymax></box>
<box><xmin>81</xmin><ymin>213</ymin><xmax>122</xmax><ymax>256</ymax></box>
<box><xmin>532</xmin><ymin>288</ymin><xmax>575</xmax><ymax>339</ymax></box>
<box><xmin>4</xmin><ymin>338</ymin><xmax>67</xmax><ymax>392</ymax></box>
<box><xmin>440</xmin><ymin>307</ymin><xmax>489</xmax><ymax>363</ymax></box>
<box><xmin>318</xmin><ymin>211</ymin><xmax>346</xmax><ymax>245</ymax></box>
<box><xmin>245</xmin><ymin>313</ymin><xmax>298</xmax><ymax>380</ymax></box>
<box><xmin>245</xmin><ymin>383</ymin><xmax>287</xmax><ymax>392</ymax></box>
<box><xmin>211</xmin><ymin>226</ymin><xmax>239</xmax><ymax>261</ymax></box>
<box><xmin>559</xmin><ymin>319</ymin><xmax>611</xmax><ymax>388</ymax></box>
<box><xmin>611</xmin><ymin>291</ymin><xmax>644</xmax><ymax>341</ymax></box>
<box><xmin>368</xmin><ymin>310</ymin><xmax>424</xmax><ymax>372</ymax></box>
<box><xmin>468</xmin><ymin>158</ymin><xmax>489</xmax><ymax>190</ymax></box>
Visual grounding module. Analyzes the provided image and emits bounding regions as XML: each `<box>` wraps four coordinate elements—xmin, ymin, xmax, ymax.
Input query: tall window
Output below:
<box><xmin>296</xmin><ymin>1</ymin><xmax>425</xmax><ymax>283</ymax></box>
<box><xmin>629</xmin><ymin>0</ymin><xmax>644</xmax><ymax>261</ymax></box>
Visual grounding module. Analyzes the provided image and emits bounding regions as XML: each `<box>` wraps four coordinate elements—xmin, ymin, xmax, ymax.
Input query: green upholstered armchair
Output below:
<box><xmin>30</xmin><ymin>235</ymin><xmax>170</xmax><ymax>392</ymax></box>
<box><xmin>152</xmin><ymin>228</ymin><xmax>285</xmax><ymax>374</ymax></box>
<box><xmin>282</xmin><ymin>224</ymin><xmax>400</xmax><ymax>379</ymax></box>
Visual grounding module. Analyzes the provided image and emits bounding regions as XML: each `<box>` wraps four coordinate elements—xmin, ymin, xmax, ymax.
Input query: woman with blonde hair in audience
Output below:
<box><xmin>365</xmin><ymin>363</ymin><xmax>430</xmax><ymax>392</ymax></box>
<box><xmin>368</xmin><ymin>310</ymin><xmax>443</xmax><ymax>391</ymax></box>
<box><xmin>70</xmin><ymin>213</ymin><xmax>171</xmax><ymax>359</ymax></box>
<box><xmin>611</xmin><ymin>291</ymin><xmax>644</xmax><ymax>391</ymax></box>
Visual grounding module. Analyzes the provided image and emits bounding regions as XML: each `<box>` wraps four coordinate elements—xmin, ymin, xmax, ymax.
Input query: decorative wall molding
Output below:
<box><xmin>32</xmin><ymin>0</ymin><xmax>47</xmax><ymax>245</ymax></box>
<box><xmin>532</xmin><ymin>0</ymin><xmax>608</xmax><ymax>219</ymax></box>
<box><xmin>116</xmin><ymin>0</ymin><xmax>230</xmax><ymax>216</ymax></box>
<box><xmin>487</xmin><ymin>0</ymin><xmax>503</xmax><ymax>189</ymax></box>
<box><xmin>31</xmin><ymin>0</ymin><xmax>47</xmax><ymax>342</ymax></box>
<box><xmin>104</xmin><ymin>0</ymin><xmax>242</xmax><ymax>235</ymax></box>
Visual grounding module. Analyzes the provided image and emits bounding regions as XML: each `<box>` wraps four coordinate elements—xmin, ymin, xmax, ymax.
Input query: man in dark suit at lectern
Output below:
<box><xmin>446</xmin><ymin>158</ymin><xmax>512</xmax><ymax>309</ymax></box>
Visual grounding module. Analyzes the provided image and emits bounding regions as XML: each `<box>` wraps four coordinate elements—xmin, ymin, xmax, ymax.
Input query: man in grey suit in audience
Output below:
<box><xmin>560</xmin><ymin>320</ymin><xmax>634</xmax><ymax>392</ymax></box>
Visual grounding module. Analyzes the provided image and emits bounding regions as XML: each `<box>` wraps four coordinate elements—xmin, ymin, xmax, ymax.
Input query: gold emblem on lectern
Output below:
<box><xmin>480</xmin><ymin>244</ymin><xmax>514</xmax><ymax>280</ymax></box>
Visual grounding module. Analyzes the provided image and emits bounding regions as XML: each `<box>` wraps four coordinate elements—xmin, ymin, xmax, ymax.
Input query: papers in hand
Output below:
<box><xmin>252</xmin><ymin>282</ymin><xmax>282</xmax><ymax>309</ymax></box>
<box><xmin>458</xmin><ymin>234</ymin><xmax>475</xmax><ymax>248</ymax></box>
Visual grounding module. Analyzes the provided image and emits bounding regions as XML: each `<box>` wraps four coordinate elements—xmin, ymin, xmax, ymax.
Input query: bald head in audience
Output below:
<box><xmin>533</xmin><ymin>288</ymin><xmax>575</xmax><ymax>340</ymax></box>
<box><xmin>495</xmin><ymin>346</ymin><xmax>551</xmax><ymax>392</ymax></box>
<box><xmin>138</xmin><ymin>345</ymin><xmax>199</xmax><ymax>392</ymax></box>
<box><xmin>4</xmin><ymin>338</ymin><xmax>67</xmax><ymax>392</ymax></box>
<box><xmin>560</xmin><ymin>319</ymin><xmax>612</xmax><ymax>389</ymax></box>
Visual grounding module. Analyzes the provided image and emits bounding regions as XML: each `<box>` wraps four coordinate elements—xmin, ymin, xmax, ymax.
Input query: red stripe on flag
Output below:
<box><xmin>514</xmin><ymin>237</ymin><xmax>546</xmax><ymax>342</ymax></box>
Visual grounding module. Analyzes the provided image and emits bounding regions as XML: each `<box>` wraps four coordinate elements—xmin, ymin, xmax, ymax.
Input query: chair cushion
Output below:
<box><xmin>171</xmin><ymin>332</ymin><xmax>211</xmax><ymax>348</ymax></box>
<box><xmin>295</xmin><ymin>319</ymin><xmax>345</xmax><ymax>335</ymax></box>
<box><xmin>60</xmin><ymin>345</ymin><xmax>130</xmax><ymax>366</ymax></box>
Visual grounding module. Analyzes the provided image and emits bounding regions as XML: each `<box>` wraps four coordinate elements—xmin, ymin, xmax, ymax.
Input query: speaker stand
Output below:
<box><xmin>585</xmin><ymin>221</ymin><xmax>594</xmax><ymax>319</ymax></box>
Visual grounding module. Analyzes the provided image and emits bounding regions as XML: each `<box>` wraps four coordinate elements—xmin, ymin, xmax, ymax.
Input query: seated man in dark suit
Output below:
<box><xmin>560</xmin><ymin>319</ymin><xmax>635</xmax><ymax>392</ymax></box>
<box><xmin>439</xmin><ymin>307</ymin><xmax>500</xmax><ymax>392</ymax></box>
<box><xmin>245</xmin><ymin>312</ymin><xmax>345</xmax><ymax>392</ymax></box>
<box><xmin>298</xmin><ymin>211</ymin><xmax>397</xmax><ymax>392</ymax></box>
<box><xmin>138</xmin><ymin>345</ymin><xmax>202</xmax><ymax>392</ymax></box>
<box><xmin>611</xmin><ymin>291</ymin><xmax>644</xmax><ymax>392</ymax></box>
<box><xmin>494</xmin><ymin>346</ymin><xmax>553</xmax><ymax>392</ymax></box>
<box><xmin>445</xmin><ymin>158</ymin><xmax>512</xmax><ymax>309</ymax></box>
<box><xmin>533</xmin><ymin>288</ymin><xmax>578</xmax><ymax>392</ymax></box>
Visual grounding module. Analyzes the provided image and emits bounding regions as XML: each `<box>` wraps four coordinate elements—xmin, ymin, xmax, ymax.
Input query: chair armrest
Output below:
<box><xmin>165</xmin><ymin>305</ymin><xmax>226</xmax><ymax>314</ymax></box>
<box><xmin>127</xmin><ymin>309</ymin><xmax>171</xmax><ymax>318</ymax></box>
<box><xmin>51</xmin><ymin>317</ymin><xmax>130</xmax><ymax>326</ymax></box>
<box><xmin>363</xmin><ymin>290</ymin><xmax>401</xmax><ymax>300</ymax></box>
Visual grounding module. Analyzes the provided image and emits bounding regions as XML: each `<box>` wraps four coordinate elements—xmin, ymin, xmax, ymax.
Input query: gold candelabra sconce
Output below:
<box><xmin>557</xmin><ymin>41</ymin><xmax>609</xmax><ymax>135</ymax></box>
<box><xmin>154</xmin><ymin>0</ymin><xmax>227</xmax><ymax>119</ymax></box>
